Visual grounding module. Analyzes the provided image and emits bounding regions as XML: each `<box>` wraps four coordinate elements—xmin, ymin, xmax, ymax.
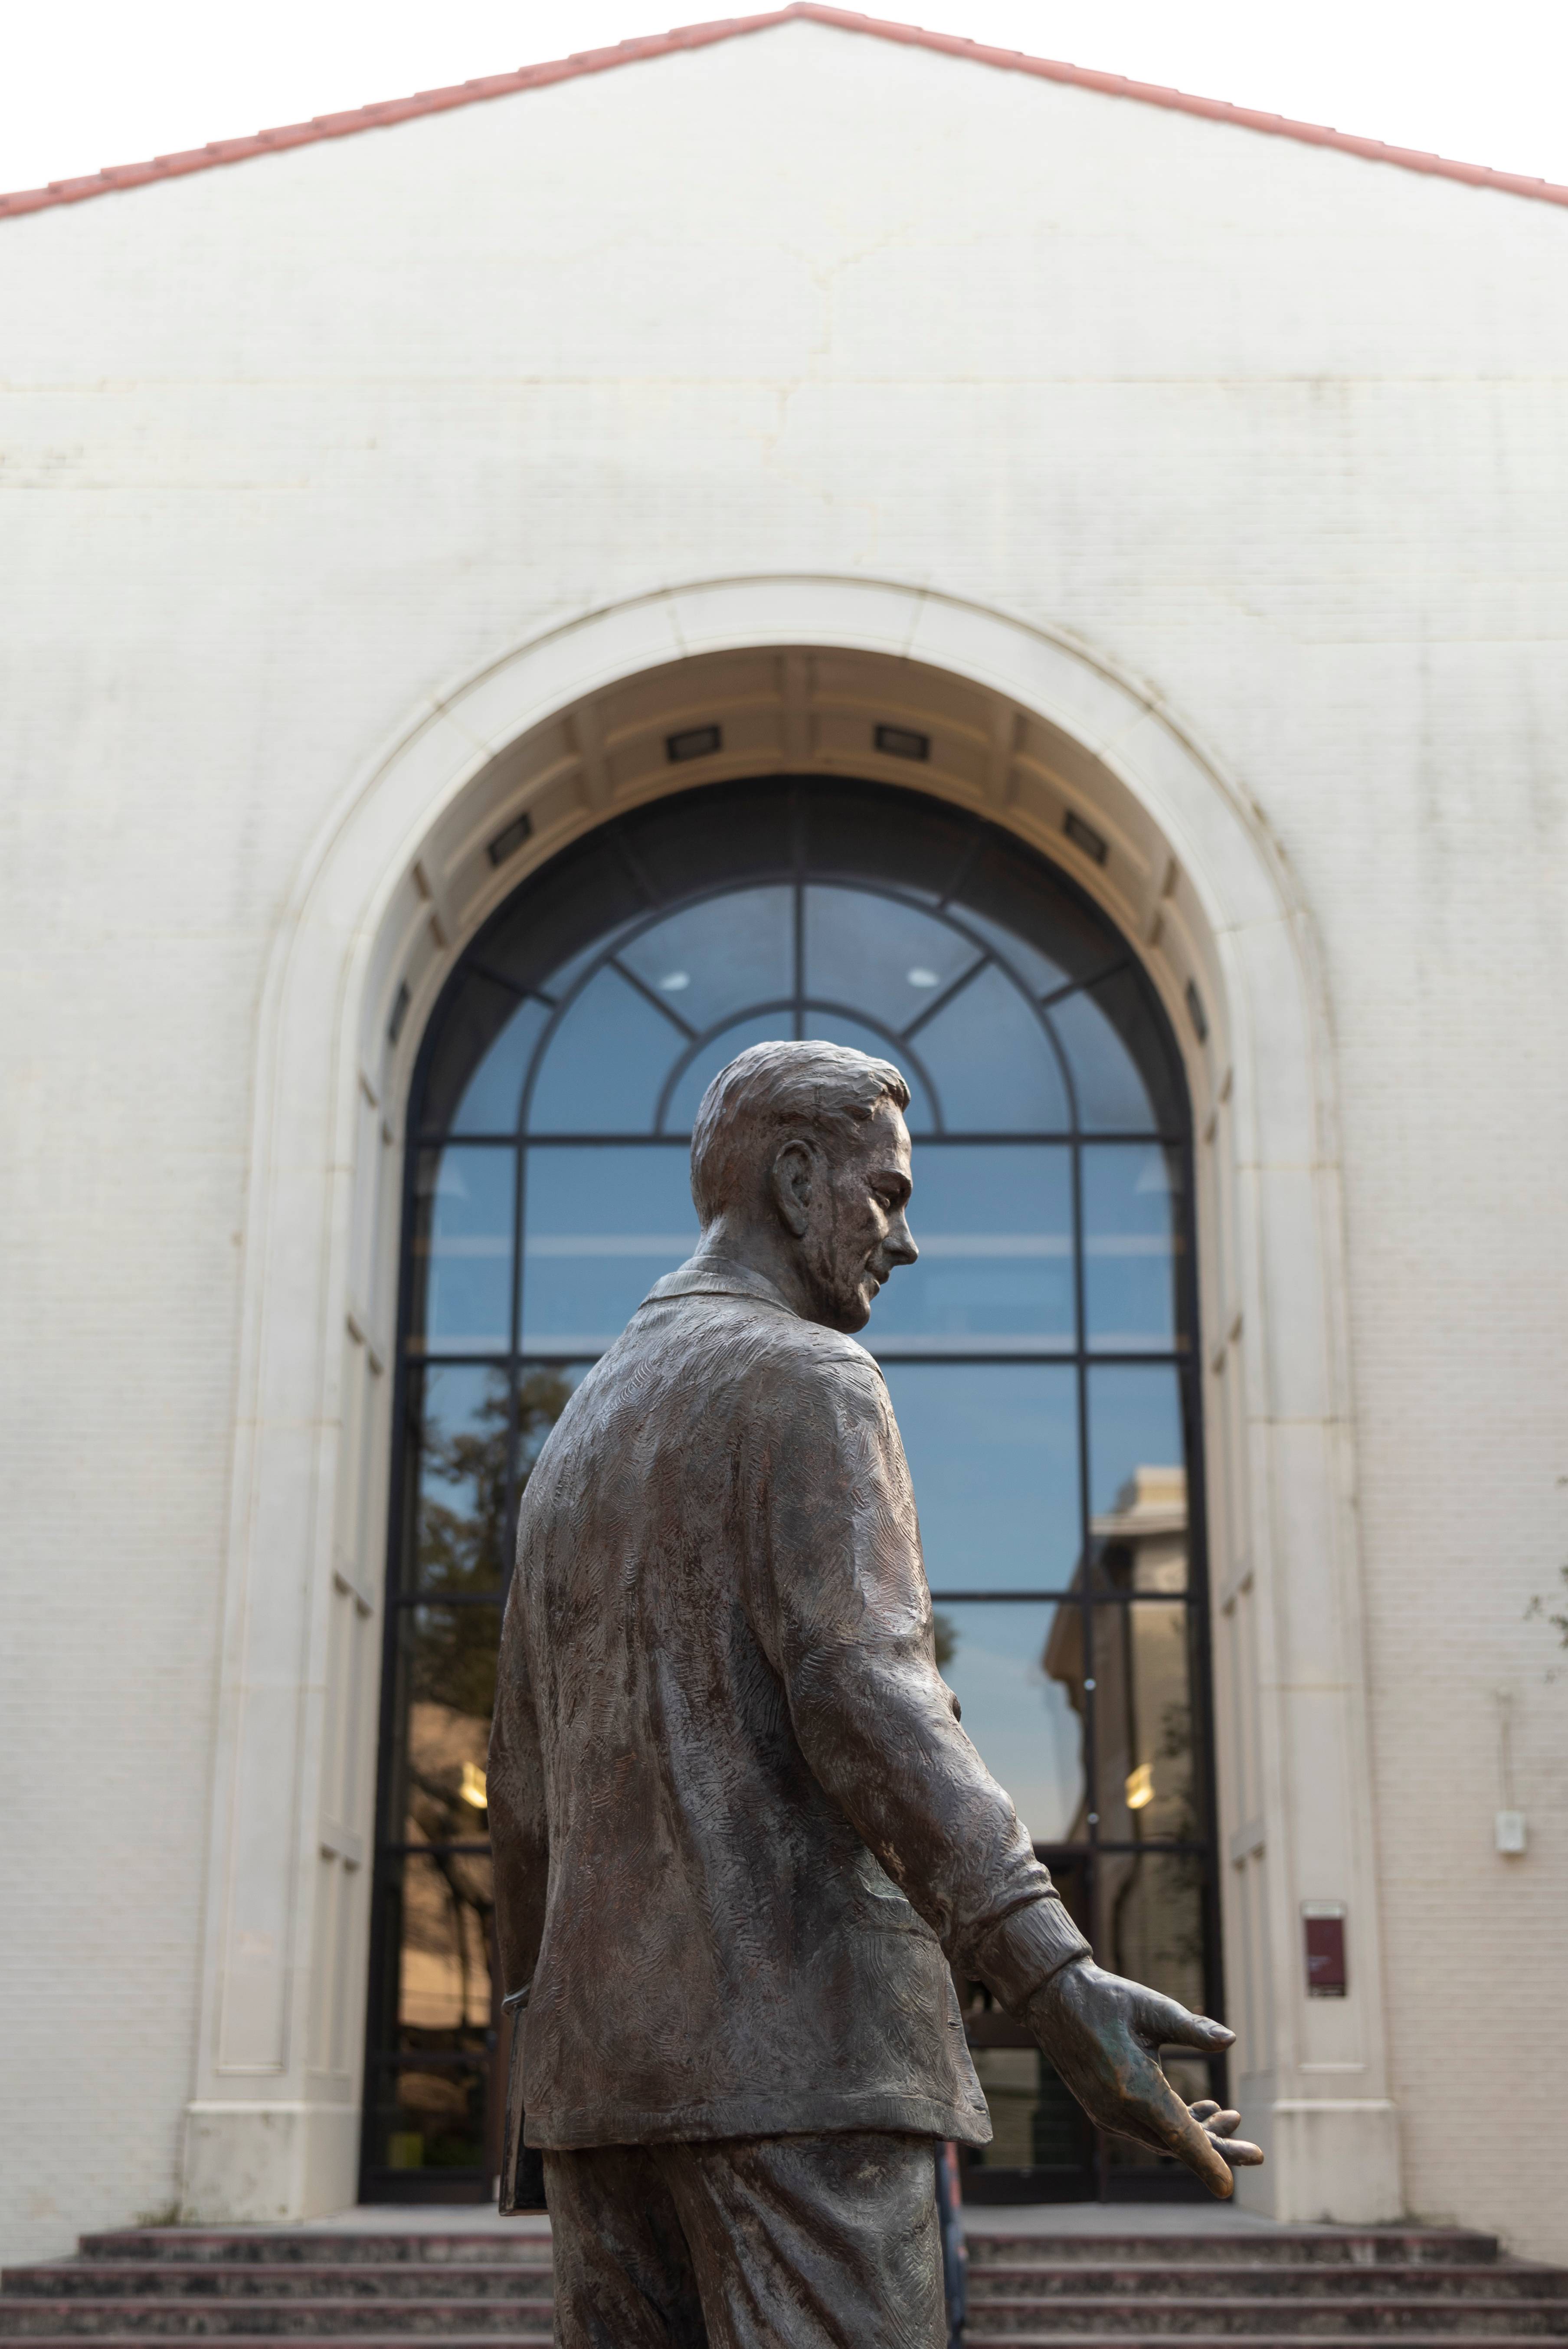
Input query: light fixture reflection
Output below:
<box><xmin>1125</xmin><ymin>1762</ymin><xmax>1155</xmax><ymax>1811</ymax></box>
<box><xmin>459</xmin><ymin>1761</ymin><xmax>489</xmax><ymax>1810</ymax></box>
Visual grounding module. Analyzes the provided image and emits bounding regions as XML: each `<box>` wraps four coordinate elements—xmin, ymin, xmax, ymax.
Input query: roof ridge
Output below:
<box><xmin>4</xmin><ymin>0</ymin><xmax>1566</xmax><ymax>223</ymax></box>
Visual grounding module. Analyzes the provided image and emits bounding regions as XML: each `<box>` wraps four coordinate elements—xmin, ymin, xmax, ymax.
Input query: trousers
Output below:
<box><xmin>542</xmin><ymin>2131</ymin><xmax>946</xmax><ymax>2349</ymax></box>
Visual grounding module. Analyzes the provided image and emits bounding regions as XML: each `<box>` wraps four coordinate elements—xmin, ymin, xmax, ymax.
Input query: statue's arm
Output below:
<box><xmin>750</xmin><ymin>1354</ymin><xmax>1261</xmax><ymax>2198</ymax></box>
<box><xmin>748</xmin><ymin>1355</ymin><xmax>1089</xmax><ymax>1997</ymax></box>
<box><xmin>487</xmin><ymin>1576</ymin><xmax>549</xmax><ymax>2009</ymax></box>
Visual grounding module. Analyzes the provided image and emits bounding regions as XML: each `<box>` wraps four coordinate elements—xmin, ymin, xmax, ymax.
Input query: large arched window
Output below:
<box><xmin>364</xmin><ymin>776</ymin><xmax>1218</xmax><ymax>2203</ymax></box>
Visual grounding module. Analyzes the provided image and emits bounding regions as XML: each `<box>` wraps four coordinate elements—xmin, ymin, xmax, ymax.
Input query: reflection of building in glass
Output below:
<box><xmin>400</xmin><ymin>1701</ymin><xmax>494</xmax><ymax>2033</ymax></box>
<box><xmin>1043</xmin><ymin>1465</ymin><xmax>1191</xmax><ymax>1840</ymax></box>
<box><xmin>1043</xmin><ymin>1468</ymin><xmax>1205</xmax><ymax>2024</ymax></box>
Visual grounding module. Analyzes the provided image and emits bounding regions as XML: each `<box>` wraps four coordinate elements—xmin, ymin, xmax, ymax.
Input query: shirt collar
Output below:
<box><xmin>639</xmin><ymin>1255</ymin><xmax>798</xmax><ymax>1315</ymax></box>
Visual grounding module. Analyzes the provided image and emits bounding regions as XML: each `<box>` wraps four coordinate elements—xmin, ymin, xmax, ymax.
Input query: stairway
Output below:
<box><xmin>2</xmin><ymin>2222</ymin><xmax>1566</xmax><ymax>2344</ymax></box>
<box><xmin>962</xmin><ymin>2227</ymin><xmax>1568</xmax><ymax>2344</ymax></box>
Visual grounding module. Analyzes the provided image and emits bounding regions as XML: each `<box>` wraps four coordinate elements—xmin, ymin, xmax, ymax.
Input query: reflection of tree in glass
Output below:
<box><xmin>1158</xmin><ymin>1692</ymin><xmax>1198</xmax><ymax>1843</ymax></box>
<box><xmin>401</xmin><ymin>1366</ymin><xmax>580</xmax><ymax>2054</ymax></box>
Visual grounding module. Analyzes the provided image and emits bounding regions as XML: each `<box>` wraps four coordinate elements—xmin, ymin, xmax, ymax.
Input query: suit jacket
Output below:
<box><xmin>488</xmin><ymin>1256</ymin><xmax>1089</xmax><ymax>2161</ymax></box>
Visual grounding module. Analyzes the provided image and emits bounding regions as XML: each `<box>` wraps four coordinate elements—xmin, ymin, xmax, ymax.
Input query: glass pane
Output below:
<box><xmin>1091</xmin><ymin>1602</ymin><xmax>1199</xmax><ymax>1841</ymax></box>
<box><xmin>801</xmin><ymin>1012</ymin><xmax>938</xmax><ymax>1135</ymax></box>
<box><xmin>967</xmin><ymin>2046</ymin><xmax>1093</xmax><ymax>2175</ymax></box>
<box><xmin>477</xmin><ymin>830</ymin><xmax>646</xmax><ymax>996</ymax></box>
<box><xmin>368</xmin><ymin>2061</ymin><xmax>489</xmax><ymax>2175</ymax></box>
<box><xmin>661</xmin><ymin>1011</ymin><xmax>797</xmax><ymax>1134</ymax></box>
<box><xmin>448</xmin><ymin>997</ymin><xmax>549</xmax><ymax>1136</ymax></box>
<box><xmin>913</xmin><ymin>963</ymin><xmax>1070</xmax><ymax>1134</ymax></box>
<box><xmin>404</xmin><ymin>1365</ymin><xmax>511</xmax><ymax>1599</ymax></box>
<box><xmin>629</xmin><ymin>780</ymin><xmax>794</xmax><ymax>898</ymax></box>
<box><xmin>1092</xmin><ymin>1848</ymin><xmax>1208</xmax><ymax>2017</ymax></box>
<box><xmin>871</xmin><ymin>1144</ymin><xmax>1073</xmax><ymax>1352</ymax></box>
<box><xmin>942</xmin><ymin>907</ymin><xmax>1069</xmax><ymax>1002</ymax></box>
<box><xmin>396</xmin><ymin>1603</ymin><xmax>501</xmax><ymax>1844</ymax></box>
<box><xmin>1086</xmin><ymin>1364</ymin><xmax>1187</xmax><ymax>1595</ymax></box>
<box><xmin>618</xmin><ymin>886</ymin><xmax>794</xmax><ymax>1034</ymax></box>
<box><xmin>934</xmin><ymin>1602</ymin><xmax>1086</xmax><ymax>1843</ymax></box>
<box><xmin>528</xmin><ymin>965</ymin><xmax>689</xmax><ymax>1133</ymax></box>
<box><xmin>522</xmin><ymin>1146</ymin><xmax>698</xmax><ymax>1353</ymax></box>
<box><xmin>1083</xmin><ymin>1143</ymin><xmax>1185</xmax><ymax>1353</ymax></box>
<box><xmin>955</xmin><ymin>838</ymin><xmax>1117</xmax><ymax>991</ymax></box>
<box><xmin>884</xmin><ymin>1364</ymin><xmax>1080</xmax><ymax>1592</ymax></box>
<box><xmin>803</xmin><ymin>885</ymin><xmax>981</xmax><ymax>1034</ymax></box>
<box><xmin>413</xmin><ymin>1146</ymin><xmax>515</xmax><ymax>1354</ymax></box>
<box><xmin>390</xmin><ymin>1848</ymin><xmax>496</xmax><ymax>2035</ymax></box>
<box><xmin>1049</xmin><ymin>980</ymin><xmax>1160</xmax><ymax>1133</ymax></box>
<box><xmin>805</xmin><ymin>782</ymin><xmax>969</xmax><ymax>900</ymax></box>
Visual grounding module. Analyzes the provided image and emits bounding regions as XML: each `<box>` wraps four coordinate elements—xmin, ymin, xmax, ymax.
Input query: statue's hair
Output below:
<box><xmin>690</xmin><ymin>1039</ymin><xmax>910</xmax><ymax>1226</ymax></box>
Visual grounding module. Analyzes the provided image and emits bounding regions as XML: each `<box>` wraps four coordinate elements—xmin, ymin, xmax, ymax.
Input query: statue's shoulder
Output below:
<box><xmin>634</xmin><ymin>1285</ymin><xmax>883</xmax><ymax>1394</ymax></box>
<box><xmin>728</xmin><ymin>1304</ymin><xmax>886</xmax><ymax>1400</ymax></box>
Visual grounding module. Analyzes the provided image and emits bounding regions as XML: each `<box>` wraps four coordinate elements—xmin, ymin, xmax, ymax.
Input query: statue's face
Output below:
<box><xmin>789</xmin><ymin>1103</ymin><xmax>919</xmax><ymax>1333</ymax></box>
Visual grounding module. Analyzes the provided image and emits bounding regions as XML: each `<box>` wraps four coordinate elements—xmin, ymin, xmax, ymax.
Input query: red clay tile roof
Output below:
<box><xmin>4</xmin><ymin>1</ymin><xmax>1566</xmax><ymax>223</ymax></box>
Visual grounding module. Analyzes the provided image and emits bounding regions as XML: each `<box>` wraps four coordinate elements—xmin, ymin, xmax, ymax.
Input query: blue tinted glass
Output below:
<box><xmin>913</xmin><ymin>963</ymin><xmax>1070</xmax><ymax>1133</ymax></box>
<box><xmin>946</xmin><ymin>906</ymin><xmax>1069</xmax><ymax>999</ymax></box>
<box><xmin>521</xmin><ymin>1147</ymin><xmax>698</xmax><ymax>1354</ymax></box>
<box><xmin>801</xmin><ymin>1011</ymin><xmax>937</xmax><ymax>1135</ymax></box>
<box><xmin>1083</xmin><ymin>1145</ymin><xmax>1182</xmax><ymax>1353</ymax></box>
<box><xmin>448</xmin><ymin>999</ymin><xmax>550</xmax><ymax>1136</ymax></box>
<box><xmin>661</xmin><ymin>1011</ymin><xmax>798</xmax><ymax>1134</ymax></box>
<box><xmin>409</xmin><ymin>1363</ymin><xmax>512</xmax><ymax>1596</ymax></box>
<box><xmin>1086</xmin><ymin>1365</ymin><xmax>1187</xmax><ymax>1595</ymax></box>
<box><xmin>870</xmin><ymin>1146</ymin><xmax>1073</xmax><ymax>1352</ymax></box>
<box><xmin>883</xmin><ymin>1363</ymin><xmax>1080</xmax><ymax>1591</ymax></box>
<box><xmin>528</xmin><ymin>967</ymin><xmax>688</xmax><ymax>1133</ymax></box>
<box><xmin>804</xmin><ymin>886</ymin><xmax>981</xmax><ymax>1033</ymax></box>
<box><xmin>618</xmin><ymin>887</ymin><xmax>793</xmax><ymax>1035</ymax></box>
<box><xmin>1048</xmin><ymin>989</ymin><xmax>1157</xmax><ymax>1132</ymax></box>
<box><xmin>935</xmin><ymin>1602</ymin><xmax>1087</xmax><ymax>1844</ymax></box>
<box><xmin>418</xmin><ymin>1147</ymin><xmax>514</xmax><ymax>1354</ymax></box>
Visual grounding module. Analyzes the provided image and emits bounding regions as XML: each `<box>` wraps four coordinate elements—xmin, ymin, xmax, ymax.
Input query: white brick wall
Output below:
<box><xmin>1</xmin><ymin>15</ymin><xmax>1565</xmax><ymax>2262</ymax></box>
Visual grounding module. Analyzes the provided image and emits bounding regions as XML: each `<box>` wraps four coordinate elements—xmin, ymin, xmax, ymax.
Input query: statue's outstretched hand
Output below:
<box><xmin>1026</xmin><ymin>1960</ymin><xmax>1264</xmax><ymax>2199</ymax></box>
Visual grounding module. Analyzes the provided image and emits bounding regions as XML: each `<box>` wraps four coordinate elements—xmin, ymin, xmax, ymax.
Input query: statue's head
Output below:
<box><xmin>690</xmin><ymin>1039</ymin><xmax>918</xmax><ymax>1332</ymax></box>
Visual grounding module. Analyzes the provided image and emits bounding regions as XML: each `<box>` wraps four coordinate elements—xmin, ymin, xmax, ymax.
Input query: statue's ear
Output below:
<box><xmin>770</xmin><ymin>1137</ymin><xmax>815</xmax><ymax>1238</ymax></box>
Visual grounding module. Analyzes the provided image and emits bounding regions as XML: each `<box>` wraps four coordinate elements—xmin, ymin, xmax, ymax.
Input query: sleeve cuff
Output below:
<box><xmin>969</xmin><ymin>1896</ymin><xmax>1092</xmax><ymax>2016</ymax></box>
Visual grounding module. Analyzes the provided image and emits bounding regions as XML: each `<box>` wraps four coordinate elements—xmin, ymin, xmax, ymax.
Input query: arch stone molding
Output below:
<box><xmin>184</xmin><ymin>576</ymin><xmax>1399</xmax><ymax>2226</ymax></box>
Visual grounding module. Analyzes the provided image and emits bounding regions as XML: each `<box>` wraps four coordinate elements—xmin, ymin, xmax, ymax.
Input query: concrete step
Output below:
<box><xmin>966</xmin><ymin>2235</ymin><xmax>1505</xmax><ymax>2270</ymax></box>
<box><xmin>0</xmin><ymin>2275</ymin><xmax>552</xmax><ymax>2305</ymax></box>
<box><xmin>72</xmin><ymin>2249</ymin><xmax>543</xmax><ymax>2273</ymax></box>
<box><xmin>13</xmin><ymin>2262</ymin><xmax>1558</xmax><ymax>2308</ymax></box>
<box><xmin>11</xmin><ymin>2298</ymin><xmax>1564</xmax><ymax>2342</ymax></box>
<box><xmin>958</xmin><ymin>2307</ymin><xmax>1568</xmax><ymax>2340</ymax></box>
<box><xmin>963</xmin><ymin>2270</ymin><xmax>1568</xmax><ymax>2305</ymax></box>
<box><xmin>0</xmin><ymin>2306</ymin><xmax>557</xmax><ymax>2339</ymax></box>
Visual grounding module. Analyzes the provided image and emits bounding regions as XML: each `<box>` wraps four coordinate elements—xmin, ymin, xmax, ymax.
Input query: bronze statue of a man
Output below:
<box><xmin>489</xmin><ymin>1039</ymin><xmax>1259</xmax><ymax>2346</ymax></box>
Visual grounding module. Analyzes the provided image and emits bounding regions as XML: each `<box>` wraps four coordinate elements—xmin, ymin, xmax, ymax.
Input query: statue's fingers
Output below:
<box><xmin>1187</xmin><ymin>2099</ymin><xmax>1222</xmax><ymax>2124</ymax></box>
<box><xmin>1157</xmin><ymin>2100</ymin><xmax>1237</xmax><ymax>2199</ymax></box>
<box><xmin>1199</xmin><ymin>2105</ymin><xmax>1242</xmax><ymax>2138</ymax></box>
<box><xmin>1113</xmin><ymin>2060</ymin><xmax>1236</xmax><ymax>2199</ymax></box>
<box><xmin>1212</xmin><ymin>2135</ymin><xmax>1266</xmax><ymax>2168</ymax></box>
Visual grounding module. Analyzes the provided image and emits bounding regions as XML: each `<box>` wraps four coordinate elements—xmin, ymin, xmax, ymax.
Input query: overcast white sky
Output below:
<box><xmin>3</xmin><ymin>0</ymin><xmax>1565</xmax><ymax>199</ymax></box>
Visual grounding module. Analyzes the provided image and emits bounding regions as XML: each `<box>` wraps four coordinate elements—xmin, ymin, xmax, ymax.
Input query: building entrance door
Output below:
<box><xmin>361</xmin><ymin>775</ymin><xmax>1221</xmax><ymax>2203</ymax></box>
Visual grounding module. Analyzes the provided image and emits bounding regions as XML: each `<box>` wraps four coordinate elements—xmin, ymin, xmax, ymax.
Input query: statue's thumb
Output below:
<box><xmin>1149</xmin><ymin>2000</ymin><xmax>1234</xmax><ymax>2054</ymax></box>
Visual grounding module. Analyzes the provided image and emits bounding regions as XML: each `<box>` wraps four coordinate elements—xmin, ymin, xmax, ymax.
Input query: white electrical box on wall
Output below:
<box><xmin>1495</xmin><ymin>1810</ymin><xmax>1528</xmax><ymax>1855</ymax></box>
